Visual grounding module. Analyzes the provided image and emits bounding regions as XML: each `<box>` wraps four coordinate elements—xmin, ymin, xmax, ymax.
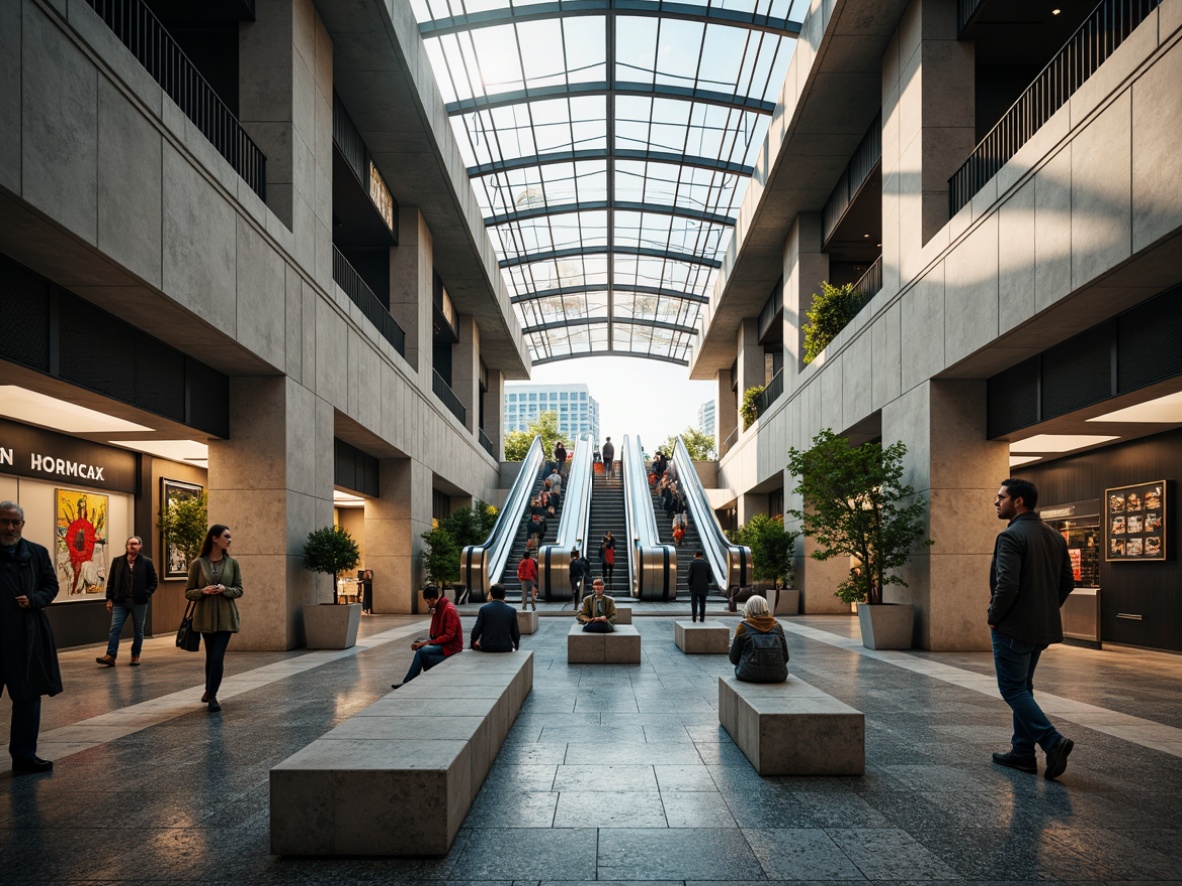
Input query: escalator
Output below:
<box><xmin>621</xmin><ymin>435</ymin><xmax>677</xmax><ymax>600</ymax></box>
<box><xmin>650</xmin><ymin>472</ymin><xmax>711</xmax><ymax>597</ymax></box>
<box><xmin>538</xmin><ymin>436</ymin><xmax>593</xmax><ymax>602</ymax></box>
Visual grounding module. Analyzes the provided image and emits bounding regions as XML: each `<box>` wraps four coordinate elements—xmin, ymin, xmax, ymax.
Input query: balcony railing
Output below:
<box><xmin>333</xmin><ymin>92</ymin><xmax>398</xmax><ymax>237</ymax></box>
<box><xmin>822</xmin><ymin>111</ymin><xmax>881</xmax><ymax>246</ymax></box>
<box><xmin>478</xmin><ymin>428</ymin><xmax>497</xmax><ymax>458</ymax></box>
<box><xmin>853</xmin><ymin>255</ymin><xmax>883</xmax><ymax>306</ymax></box>
<box><xmin>950</xmin><ymin>0</ymin><xmax>1162</xmax><ymax>215</ymax></box>
<box><xmin>753</xmin><ymin>369</ymin><xmax>784</xmax><ymax>420</ymax></box>
<box><xmin>332</xmin><ymin>246</ymin><xmax>406</xmax><ymax>356</ymax></box>
<box><xmin>433</xmin><ymin>370</ymin><xmax>467</xmax><ymax>425</ymax></box>
<box><xmin>719</xmin><ymin>426</ymin><xmax>739</xmax><ymax>458</ymax></box>
<box><xmin>84</xmin><ymin>0</ymin><xmax>266</xmax><ymax>199</ymax></box>
<box><xmin>957</xmin><ymin>0</ymin><xmax>986</xmax><ymax>34</ymax></box>
<box><xmin>757</xmin><ymin>279</ymin><xmax>783</xmax><ymax>343</ymax></box>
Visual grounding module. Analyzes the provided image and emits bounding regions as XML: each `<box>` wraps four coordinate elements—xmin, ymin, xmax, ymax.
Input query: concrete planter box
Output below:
<box><xmin>304</xmin><ymin>603</ymin><xmax>362</xmax><ymax>649</ymax></box>
<box><xmin>857</xmin><ymin>602</ymin><xmax>914</xmax><ymax>650</ymax></box>
<box><xmin>771</xmin><ymin>587</ymin><xmax>800</xmax><ymax>616</ymax></box>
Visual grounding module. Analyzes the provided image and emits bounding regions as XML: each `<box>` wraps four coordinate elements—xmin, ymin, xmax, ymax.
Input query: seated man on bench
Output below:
<box><xmin>470</xmin><ymin>583</ymin><xmax>520</xmax><ymax>652</ymax></box>
<box><xmin>577</xmin><ymin>578</ymin><xmax>616</xmax><ymax>633</ymax></box>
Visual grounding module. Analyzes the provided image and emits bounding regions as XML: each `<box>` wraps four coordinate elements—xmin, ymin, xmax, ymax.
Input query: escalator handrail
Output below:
<box><xmin>539</xmin><ymin>435</ymin><xmax>593</xmax><ymax>593</ymax></box>
<box><xmin>461</xmin><ymin>435</ymin><xmax>546</xmax><ymax>595</ymax></box>
<box><xmin>622</xmin><ymin>434</ymin><xmax>675</xmax><ymax>598</ymax></box>
<box><xmin>671</xmin><ymin>436</ymin><xmax>751</xmax><ymax>591</ymax></box>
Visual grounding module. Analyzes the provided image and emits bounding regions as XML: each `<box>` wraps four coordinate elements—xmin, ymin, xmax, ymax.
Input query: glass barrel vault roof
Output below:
<box><xmin>412</xmin><ymin>0</ymin><xmax>804</xmax><ymax>365</ymax></box>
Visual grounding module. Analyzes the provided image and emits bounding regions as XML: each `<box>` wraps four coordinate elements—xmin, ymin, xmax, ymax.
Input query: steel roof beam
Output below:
<box><xmin>510</xmin><ymin>283</ymin><xmax>710</xmax><ymax>304</ymax></box>
<box><xmin>468</xmin><ymin>148</ymin><xmax>754</xmax><ymax>177</ymax></box>
<box><xmin>523</xmin><ymin>316</ymin><xmax>698</xmax><ymax>336</ymax></box>
<box><xmin>531</xmin><ymin>349</ymin><xmax>690</xmax><ymax>367</ymax></box>
<box><xmin>499</xmin><ymin>245</ymin><xmax>722</xmax><ymax>269</ymax></box>
<box><xmin>447</xmin><ymin>81</ymin><xmax>775</xmax><ymax>115</ymax></box>
<box><xmin>485</xmin><ymin>200</ymin><xmax>735</xmax><ymax>227</ymax></box>
<box><xmin>419</xmin><ymin>0</ymin><xmax>803</xmax><ymax>38</ymax></box>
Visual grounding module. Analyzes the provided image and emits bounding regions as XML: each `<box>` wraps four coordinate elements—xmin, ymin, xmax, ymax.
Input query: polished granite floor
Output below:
<box><xmin>3</xmin><ymin>606</ymin><xmax>1182</xmax><ymax>884</ymax></box>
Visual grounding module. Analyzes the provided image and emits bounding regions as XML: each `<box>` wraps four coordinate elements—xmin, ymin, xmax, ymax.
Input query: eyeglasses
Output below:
<box><xmin>0</xmin><ymin>518</ymin><xmax>23</xmax><ymax>527</ymax></box>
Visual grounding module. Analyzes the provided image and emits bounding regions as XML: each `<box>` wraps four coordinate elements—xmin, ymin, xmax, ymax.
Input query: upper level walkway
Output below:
<box><xmin>4</xmin><ymin>609</ymin><xmax>1182</xmax><ymax>881</ymax></box>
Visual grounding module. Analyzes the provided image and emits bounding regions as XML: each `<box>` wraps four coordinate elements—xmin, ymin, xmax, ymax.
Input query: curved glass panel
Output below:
<box><xmin>414</xmin><ymin>0</ymin><xmax>804</xmax><ymax>364</ymax></box>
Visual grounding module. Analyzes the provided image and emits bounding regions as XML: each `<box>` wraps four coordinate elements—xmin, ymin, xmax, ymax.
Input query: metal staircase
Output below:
<box><xmin>586</xmin><ymin>470</ymin><xmax>627</xmax><ymax>595</ymax></box>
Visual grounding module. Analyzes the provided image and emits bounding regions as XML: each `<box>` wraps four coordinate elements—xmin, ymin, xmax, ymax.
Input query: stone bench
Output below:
<box><xmin>718</xmin><ymin>675</ymin><xmax>863</xmax><ymax>776</ymax></box>
<box><xmin>675</xmin><ymin>620</ymin><xmax>730</xmax><ymax>654</ymax></box>
<box><xmin>567</xmin><ymin>623</ymin><xmax>641</xmax><ymax>663</ymax></box>
<box><xmin>517</xmin><ymin>608</ymin><xmax>538</xmax><ymax>634</ymax></box>
<box><xmin>270</xmin><ymin>650</ymin><xmax>533</xmax><ymax>856</ymax></box>
<box><xmin>614</xmin><ymin>604</ymin><xmax>632</xmax><ymax>624</ymax></box>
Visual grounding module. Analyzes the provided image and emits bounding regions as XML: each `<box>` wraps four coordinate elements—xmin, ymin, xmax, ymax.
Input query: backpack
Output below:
<box><xmin>738</xmin><ymin>628</ymin><xmax>788</xmax><ymax>683</ymax></box>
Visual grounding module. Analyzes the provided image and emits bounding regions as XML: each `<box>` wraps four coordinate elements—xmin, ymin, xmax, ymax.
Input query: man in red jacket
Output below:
<box><xmin>391</xmin><ymin>585</ymin><xmax>462</xmax><ymax>688</ymax></box>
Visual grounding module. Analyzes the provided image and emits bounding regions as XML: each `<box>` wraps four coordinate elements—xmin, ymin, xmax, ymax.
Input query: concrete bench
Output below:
<box><xmin>614</xmin><ymin>604</ymin><xmax>632</xmax><ymax>624</ymax></box>
<box><xmin>675</xmin><ymin>620</ymin><xmax>730</xmax><ymax>654</ymax></box>
<box><xmin>270</xmin><ymin>650</ymin><xmax>533</xmax><ymax>856</ymax></box>
<box><xmin>718</xmin><ymin>675</ymin><xmax>863</xmax><ymax>776</ymax></box>
<box><xmin>517</xmin><ymin>609</ymin><xmax>538</xmax><ymax>634</ymax></box>
<box><xmin>567</xmin><ymin>623</ymin><xmax>641</xmax><ymax>663</ymax></box>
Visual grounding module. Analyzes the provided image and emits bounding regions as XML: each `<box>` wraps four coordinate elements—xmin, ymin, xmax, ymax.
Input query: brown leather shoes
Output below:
<box><xmin>95</xmin><ymin>654</ymin><xmax>115</xmax><ymax>667</ymax></box>
<box><xmin>130</xmin><ymin>655</ymin><xmax>140</xmax><ymax>666</ymax></box>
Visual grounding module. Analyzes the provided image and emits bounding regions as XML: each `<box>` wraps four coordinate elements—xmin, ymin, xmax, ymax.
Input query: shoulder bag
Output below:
<box><xmin>176</xmin><ymin>600</ymin><xmax>202</xmax><ymax>652</ymax></box>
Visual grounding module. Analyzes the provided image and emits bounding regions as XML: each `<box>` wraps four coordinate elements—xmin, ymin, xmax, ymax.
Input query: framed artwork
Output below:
<box><xmin>1105</xmin><ymin>481</ymin><xmax>1166</xmax><ymax>562</ymax></box>
<box><xmin>162</xmin><ymin>479</ymin><xmax>204</xmax><ymax>578</ymax></box>
<box><xmin>55</xmin><ymin>488</ymin><xmax>109</xmax><ymax>599</ymax></box>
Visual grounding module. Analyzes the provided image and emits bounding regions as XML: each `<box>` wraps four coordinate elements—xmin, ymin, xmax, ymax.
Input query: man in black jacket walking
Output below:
<box><xmin>97</xmin><ymin>535</ymin><xmax>159</xmax><ymax>667</ymax></box>
<box><xmin>687</xmin><ymin>550</ymin><xmax>711</xmax><ymax>623</ymax></box>
<box><xmin>0</xmin><ymin>501</ymin><xmax>62</xmax><ymax>774</ymax></box>
<box><xmin>989</xmin><ymin>478</ymin><xmax>1076</xmax><ymax>779</ymax></box>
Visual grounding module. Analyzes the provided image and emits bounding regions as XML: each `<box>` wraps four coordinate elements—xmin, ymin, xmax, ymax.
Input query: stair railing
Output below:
<box><xmin>622</xmin><ymin>435</ymin><xmax>677</xmax><ymax>600</ymax></box>
<box><xmin>538</xmin><ymin>435</ymin><xmax>593</xmax><ymax>601</ymax></box>
<box><xmin>671</xmin><ymin>437</ymin><xmax>751</xmax><ymax>592</ymax></box>
<box><xmin>461</xmin><ymin>435</ymin><xmax>545</xmax><ymax>599</ymax></box>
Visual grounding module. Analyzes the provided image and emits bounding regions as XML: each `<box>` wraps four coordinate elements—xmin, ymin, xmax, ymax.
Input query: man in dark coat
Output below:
<box><xmin>97</xmin><ymin>535</ymin><xmax>159</xmax><ymax>667</ymax></box>
<box><xmin>470</xmin><ymin>584</ymin><xmax>520</xmax><ymax>652</ymax></box>
<box><xmin>989</xmin><ymin>478</ymin><xmax>1076</xmax><ymax>780</ymax></box>
<box><xmin>0</xmin><ymin>501</ymin><xmax>62</xmax><ymax>774</ymax></box>
<box><xmin>568</xmin><ymin>548</ymin><xmax>590</xmax><ymax>608</ymax></box>
<box><xmin>687</xmin><ymin>550</ymin><xmax>711</xmax><ymax>623</ymax></box>
<box><xmin>601</xmin><ymin>437</ymin><xmax>615</xmax><ymax>479</ymax></box>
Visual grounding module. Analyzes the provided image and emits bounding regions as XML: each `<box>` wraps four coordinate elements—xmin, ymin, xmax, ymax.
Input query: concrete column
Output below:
<box><xmin>737</xmin><ymin>493</ymin><xmax>769</xmax><ymax>526</ymax></box>
<box><xmin>484</xmin><ymin>368</ymin><xmax>505</xmax><ymax>459</ymax></box>
<box><xmin>207</xmin><ymin>377</ymin><xmax>334</xmax><ymax>650</ymax></box>
<box><xmin>453</xmin><ymin>315</ymin><xmax>479</xmax><ymax>434</ymax></box>
<box><xmin>783</xmin><ymin>214</ymin><xmax>829</xmax><ymax>376</ymax></box>
<box><xmin>364</xmin><ymin>457</ymin><xmax>433</xmax><ymax>614</ymax></box>
<box><xmin>882</xmin><ymin>0</ymin><xmax>975</xmax><ymax>288</ymax></box>
<box><xmin>390</xmin><ymin>208</ymin><xmax>433</xmax><ymax>377</ymax></box>
<box><xmin>883</xmin><ymin>379</ymin><xmax>1007</xmax><ymax>650</ymax></box>
<box><xmin>239</xmin><ymin>0</ymin><xmax>332</xmax><ymax>290</ymax></box>
<box><xmin>736</xmin><ymin>319</ymin><xmax>764</xmax><ymax>433</ymax></box>
<box><xmin>784</xmin><ymin>471</ymin><xmax>856</xmax><ymax>615</ymax></box>
<box><xmin>716</xmin><ymin>371</ymin><xmax>737</xmax><ymax>454</ymax></box>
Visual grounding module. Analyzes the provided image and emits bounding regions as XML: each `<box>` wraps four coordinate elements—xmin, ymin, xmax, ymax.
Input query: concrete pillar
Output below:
<box><xmin>207</xmin><ymin>377</ymin><xmax>334</xmax><ymax>650</ymax></box>
<box><xmin>484</xmin><ymin>368</ymin><xmax>505</xmax><ymax>458</ymax></box>
<box><xmin>883</xmin><ymin>379</ymin><xmax>1007</xmax><ymax>650</ymax></box>
<box><xmin>716</xmin><ymin>370</ymin><xmax>737</xmax><ymax>454</ymax></box>
<box><xmin>783</xmin><ymin>214</ymin><xmax>830</xmax><ymax>376</ymax></box>
<box><xmin>784</xmin><ymin>472</ymin><xmax>856</xmax><ymax>615</ymax></box>
<box><xmin>882</xmin><ymin>0</ymin><xmax>975</xmax><ymax>288</ymax></box>
<box><xmin>239</xmin><ymin>0</ymin><xmax>332</xmax><ymax>290</ymax></box>
<box><xmin>737</xmin><ymin>493</ymin><xmax>769</xmax><ymax>526</ymax></box>
<box><xmin>364</xmin><ymin>457</ymin><xmax>433</xmax><ymax>614</ymax></box>
<box><xmin>453</xmin><ymin>314</ymin><xmax>479</xmax><ymax>434</ymax></box>
<box><xmin>390</xmin><ymin>208</ymin><xmax>433</xmax><ymax>377</ymax></box>
<box><xmin>736</xmin><ymin>319</ymin><xmax>764</xmax><ymax>433</ymax></box>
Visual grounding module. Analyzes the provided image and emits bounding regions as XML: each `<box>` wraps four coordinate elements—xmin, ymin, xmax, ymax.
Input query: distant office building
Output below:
<box><xmin>505</xmin><ymin>384</ymin><xmax>600</xmax><ymax>442</ymax></box>
<box><xmin>697</xmin><ymin>400</ymin><xmax>716</xmax><ymax>438</ymax></box>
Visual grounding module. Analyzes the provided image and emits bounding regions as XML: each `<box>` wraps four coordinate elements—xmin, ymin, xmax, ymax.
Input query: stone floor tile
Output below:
<box><xmin>744</xmin><ymin>827</ymin><xmax>869</xmax><ymax>879</ymax></box>
<box><xmin>448</xmin><ymin>827</ymin><xmax>597</xmax><ymax>880</ymax></box>
<box><xmin>827</xmin><ymin>828</ymin><xmax>964</xmax><ymax>880</ymax></box>
<box><xmin>553</xmin><ymin>790</ymin><xmax>668</xmax><ymax>828</ymax></box>
<box><xmin>464</xmin><ymin>789</ymin><xmax>559</xmax><ymax>828</ymax></box>
<box><xmin>553</xmin><ymin>764</ymin><xmax>658</xmax><ymax>792</ymax></box>
<box><xmin>596</xmin><ymin>828</ymin><xmax>765</xmax><ymax>880</ymax></box>
<box><xmin>660</xmin><ymin>791</ymin><xmax>738</xmax><ymax>828</ymax></box>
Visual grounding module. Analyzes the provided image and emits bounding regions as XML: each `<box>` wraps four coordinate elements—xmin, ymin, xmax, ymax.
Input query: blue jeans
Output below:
<box><xmin>992</xmin><ymin>630</ymin><xmax>1061</xmax><ymax>755</ymax></box>
<box><xmin>106</xmin><ymin>602</ymin><xmax>148</xmax><ymax>658</ymax></box>
<box><xmin>402</xmin><ymin>644</ymin><xmax>446</xmax><ymax>684</ymax></box>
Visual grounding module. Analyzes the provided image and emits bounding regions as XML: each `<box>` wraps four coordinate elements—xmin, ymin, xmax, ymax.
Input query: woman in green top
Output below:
<box><xmin>184</xmin><ymin>524</ymin><xmax>243</xmax><ymax>712</ymax></box>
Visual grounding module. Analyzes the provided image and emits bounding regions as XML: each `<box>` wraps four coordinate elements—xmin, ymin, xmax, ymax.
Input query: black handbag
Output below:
<box><xmin>176</xmin><ymin>601</ymin><xmax>201</xmax><ymax>652</ymax></box>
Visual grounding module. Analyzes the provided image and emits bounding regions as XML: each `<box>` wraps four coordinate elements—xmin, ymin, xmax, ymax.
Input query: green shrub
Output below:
<box><xmin>740</xmin><ymin>385</ymin><xmax>764</xmax><ymax>430</ymax></box>
<box><xmin>802</xmin><ymin>281</ymin><xmax>863</xmax><ymax>365</ymax></box>
<box><xmin>302</xmin><ymin>525</ymin><xmax>361</xmax><ymax>604</ymax></box>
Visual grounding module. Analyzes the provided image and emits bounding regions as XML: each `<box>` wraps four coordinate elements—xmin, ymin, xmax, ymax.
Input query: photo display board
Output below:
<box><xmin>1106</xmin><ymin>481</ymin><xmax>1167</xmax><ymax>561</ymax></box>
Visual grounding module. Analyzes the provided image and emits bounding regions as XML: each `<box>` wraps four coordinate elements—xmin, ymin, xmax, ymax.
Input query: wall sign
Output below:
<box><xmin>0</xmin><ymin>418</ymin><xmax>138</xmax><ymax>493</ymax></box>
<box><xmin>1106</xmin><ymin>480</ymin><xmax>1167</xmax><ymax>561</ymax></box>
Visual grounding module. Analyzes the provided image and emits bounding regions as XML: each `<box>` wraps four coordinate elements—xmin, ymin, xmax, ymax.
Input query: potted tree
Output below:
<box><xmin>787</xmin><ymin>429</ymin><xmax>931</xmax><ymax>649</ymax></box>
<box><xmin>301</xmin><ymin>525</ymin><xmax>362</xmax><ymax>649</ymax></box>
<box><xmin>421</xmin><ymin>524</ymin><xmax>460</xmax><ymax>604</ymax></box>
<box><xmin>730</xmin><ymin>514</ymin><xmax>798</xmax><ymax>615</ymax></box>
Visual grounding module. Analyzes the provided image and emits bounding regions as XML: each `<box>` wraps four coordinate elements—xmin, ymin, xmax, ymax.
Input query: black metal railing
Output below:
<box><xmin>822</xmin><ymin>111</ymin><xmax>881</xmax><ymax>245</ymax></box>
<box><xmin>433</xmin><ymin>370</ymin><xmax>467</xmax><ymax>425</ymax></box>
<box><xmin>950</xmin><ymin>0</ymin><xmax>1162</xmax><ymax>215</ymax></box>
<box><xmin>853</xmin><ymin>255</ymin><xmax>883</xmax><ymax>305</ymax></box>
<box><xmin>957</xmin><ymin>0</ymin><xmax>986</xmax><ymax>34</ymax></box>
<box><xmin>84</xmin><ymin>0</ymin><xmax>266</xmax><ymax>199</ymax></box>
<box><xmin>332</xmin><ymin>246</ymin><xmax>406</xmax><ymax>356</ymax></box>
<box><xmin>753</xmin><ymin>369</ymin><xmax>784</xmax><ymax>420</ymax></box>
<box><xmin>757</xmin><ymin>278</ymin><xmax>783</xmax><ymax>343</ymax></box>
<box><xmin>478</xmin><ymin>428</ymin><xmax>496</xmax><ymax>458</ymax></box>
<box><xmin>719</xmin><ymin>426</ymin><xmax>739</xmax><ymax>457</ymax></box>
<box><xmin>333</xmin><ymin>92</ymin><xmax>398</xmax><ymax>236</ymax></box>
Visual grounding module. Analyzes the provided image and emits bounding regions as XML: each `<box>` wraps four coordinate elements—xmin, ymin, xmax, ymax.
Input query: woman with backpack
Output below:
<box><xmin>729</xmin><ymin>595</ymin><xmax>788</xmax><ymax>683</ymax></box>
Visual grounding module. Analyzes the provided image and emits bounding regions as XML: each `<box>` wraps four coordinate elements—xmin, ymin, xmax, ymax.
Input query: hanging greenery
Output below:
<box><xmin>741</xmin><ymin>385</ymin><xmax>765</xmax><ymax>430</ymax></box>
<box><xmin>802</xmin><ymin>281</ymin><xmax>863</xmax><ymax>365</ymax></box>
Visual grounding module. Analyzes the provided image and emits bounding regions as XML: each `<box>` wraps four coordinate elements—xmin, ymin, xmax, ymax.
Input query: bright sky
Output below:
<box><xmin>523</xmin><ymin>356</ymin><xmax>716</xmax><ymax>450</ymax></box>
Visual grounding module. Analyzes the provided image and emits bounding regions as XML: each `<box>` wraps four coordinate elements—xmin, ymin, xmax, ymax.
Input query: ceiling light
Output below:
<box><xmin>1087</xmin><ymin>390</ymin><xmax>1182</xmax><ymax>423</ymax></box>
<box><xmin>110</xmin><ymin>440</ymin><xmax>209</xmax><ymax>462</ymax></box>
<box><xmin>1</xmin><ymin>385</ymin><xmax>152</xmax><ymax>433</ymax></box>
<box><xmin>1009</xmin><ymin>455</ymin><xmax>1042</xmax><ymax>467</ymax></box>
<box><xmin>863</xmin><ymin>233</ymin><xmax>870</xmax><ymax>238</ymax></box>
<box><xmin>334</xmin><ymin>490</ymin><xmax>366</xmax><ymax>508</ymax></box>
<box><xmin>1009</xmin><ymin>434</ymin><xmax>1119</xmax><ymax>453</ymax></box>
<box><xmin>1052</xmin><ymin>8</ymin><xmax>1061</xmax><ymax>14</ymax></box>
